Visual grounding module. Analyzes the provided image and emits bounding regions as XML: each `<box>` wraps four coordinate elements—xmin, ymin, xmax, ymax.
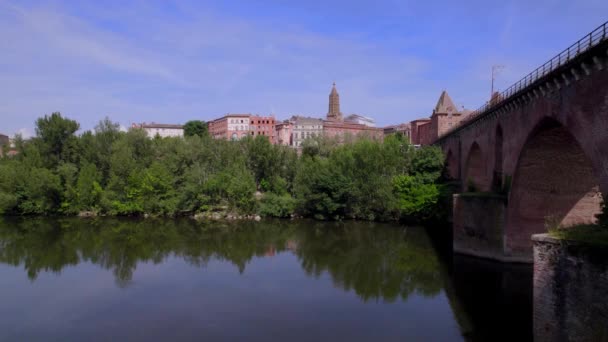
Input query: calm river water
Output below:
<box><xmin>0</xmin><ymin>218</ymin><xmax>531</xmax><ymax>341</ymax></box>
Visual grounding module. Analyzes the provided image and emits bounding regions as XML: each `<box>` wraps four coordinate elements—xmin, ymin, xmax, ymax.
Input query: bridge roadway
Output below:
<box><xmin>434</xmin><ymin>21</ymin><xmax>608</xmax><ymax>262</ymax></box>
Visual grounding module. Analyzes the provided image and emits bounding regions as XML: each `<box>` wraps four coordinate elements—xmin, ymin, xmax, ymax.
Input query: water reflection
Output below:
<box><xmin>0</xmin><ymin>218</ymin><xmax>443</xmax><ymax>298</ymax></box>
<box><xmin>294</xmin><ymin>224</ymin><xmax>443</xmax><ymax>302</ymax></box>
<box><xmin>0</xmin><ymin>217</ymin><xmax>532</xmax><ymax>341</ymax></box>
<box><xmin>0</xmin><ymin>218</ymin><xmax>298</xmax><ymax>286</ymax></box>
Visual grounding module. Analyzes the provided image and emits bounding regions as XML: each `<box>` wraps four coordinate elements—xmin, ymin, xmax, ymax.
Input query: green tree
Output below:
<box><xmin>183</xmin><ymin>120</ymin><xmax>208</xmax><ymax>137</ymax></box>
<box><xmin>393</xmin><ymin>175</ymin><xmax>440</xmax><ymax>221</ymax></box>
<box><xmin>76</xmin><ymin>162</ymin><xmax>103</xmax><ymax>211</ymax></box>
<box><xmin>34</xmin><ymin>112</ymin><xmax>80</xmax><ymax>167</ymax></box>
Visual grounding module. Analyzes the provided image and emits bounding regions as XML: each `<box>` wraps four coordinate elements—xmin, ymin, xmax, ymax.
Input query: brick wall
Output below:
<box><xmin>533</xmin><ymin>234</ymin><xmax>608</xmax><ymax>341</ymax></box>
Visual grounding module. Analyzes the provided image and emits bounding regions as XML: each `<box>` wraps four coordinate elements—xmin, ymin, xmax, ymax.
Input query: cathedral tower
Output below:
<box><xmin>327</xmin><ymin>82</ymin><xmax>343</xmax><ymax>121</ymax></box>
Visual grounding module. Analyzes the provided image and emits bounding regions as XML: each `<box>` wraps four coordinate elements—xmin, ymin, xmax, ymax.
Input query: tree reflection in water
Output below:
<box><xmin>0</xmin><ymin>217</ymin><xmax>534</xmax><ymax>340</ymax></box>
<box><xmin>0</xmin><ymin>218</ymin><xmax>442</xmax><ymax>299</ymax></box>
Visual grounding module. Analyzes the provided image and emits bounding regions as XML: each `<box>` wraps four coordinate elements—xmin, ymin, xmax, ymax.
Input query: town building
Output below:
<box><xmin>383</xmin><ymin>123</ymin><xmax>411</xmax><ymax>140</ymax></box>
<box><xmin>275</xmin><ymin>121</ymin><xmax>293</xmax><ymax>146</ymax></box>
<box><xmin>321</xmin><ymin>83</ymin><xmax>384</xmax><ymax>142</ymax></box>
<box><xmin>208</xmin><ymin>113</ymin><xmax>277</xmax><ymax>142</ymax></box>
<box><xmin>250</xmin><ymin>115</ymin><xmax>276</xmax><ymax>144</ymax></box>
<box><xmin>344</xmin><ymin>114</ymin><xmax>376</xmax><ymax>127</ymax></box>
<box><xmin>208</xmin><ymin>114</ymin><xmax>252</xmax><ymax>140</ymax></box>
<box><xmin>409</xmin><ymin>91</ymin><xmax>471</xmax><ymax>146</ymax></box>
<box><xmin>323</xmin><ymin>120</ymin><xmax>383</xmax><ymax>141</ymax></box>
<box><xmin>132</xmin><ymin>123</ymin><xmax>184</xmax><ymax>138</ymax></box>
<box><xmin>276</xmin><ymin>83</ymin><xmax>383</xmax><ymax>148</ymax></box>
<box><xmin>291</xmin><ymin>116</ymin><xmax>324</xmax><ymax>148</ymax></box>
<box><xmin>208</xmin><ymin>83</ymin><xmax>382</xmax><ymax>147</ymax></box>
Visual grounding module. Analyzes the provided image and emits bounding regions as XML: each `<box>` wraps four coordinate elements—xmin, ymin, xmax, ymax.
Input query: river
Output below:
<box><xmin>0</xmin><ymin>218</ymin><xmax>531</xmax><ymax>341</ymax></box>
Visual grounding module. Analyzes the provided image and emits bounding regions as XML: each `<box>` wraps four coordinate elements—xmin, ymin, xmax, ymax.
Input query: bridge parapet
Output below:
<box><xmin>436</xmin><ymin>21</ymin><xmax>608</xmax><ymax>145</ymax></box>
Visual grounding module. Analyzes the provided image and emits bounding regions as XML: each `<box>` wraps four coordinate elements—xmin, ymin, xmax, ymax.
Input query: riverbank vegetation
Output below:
<box><xmin>0</xmin><ymin>112</ymin><xmax>450</xmax><ymax>222</ymax></box>
<box><xmin>548</xmin><ymin>224</ymin><xmax>608</xmax><ymax>245</ymax></box>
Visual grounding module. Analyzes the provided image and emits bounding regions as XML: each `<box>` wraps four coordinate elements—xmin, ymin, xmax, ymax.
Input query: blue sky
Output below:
<box><xmin>2</xmin><ymin>0</ymin><xmax>607</xmax><ymax>137</ymax></box>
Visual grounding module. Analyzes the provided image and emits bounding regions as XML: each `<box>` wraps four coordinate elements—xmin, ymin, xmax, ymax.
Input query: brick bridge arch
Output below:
<box><xmin>506</xmin><ymin>117</ymin><xmax>603</xmax><ymax>256</ymax></box>
<box><xmin>445</xmin><ymin>149</ymin><xmax>458</xmax><ymax>180</ymax></box>
<box><xmin>438</xmin><ymin>37</ymin><xmax>608</xmax><ymax>261</ymax></box>
<box><xmin>464</xmin><ymin>142</ymin><xmax>489</xmax><ymax>192</ymax></box>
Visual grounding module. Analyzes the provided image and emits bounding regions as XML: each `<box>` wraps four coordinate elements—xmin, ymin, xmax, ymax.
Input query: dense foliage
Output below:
<box><xmin>0</xmin><ymin>113</ymin><xmax>447</xmax><ymax>222</ymax></box>
<box><xmin>183</xmin><ymin>120</ymin><xmax>208</xmax><ymax>137</ymax></box>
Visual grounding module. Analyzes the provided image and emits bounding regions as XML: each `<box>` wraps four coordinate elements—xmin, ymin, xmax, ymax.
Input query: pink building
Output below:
<box><xmin>275</xmin><ymin>121</ymin><xmax>293</xmax><ymax>146</ymax></box>
<box><xmin>208</xmin><ymin>114</ymin><xmax>276</xmax><ymax>142</ymax></box>
<box><xmin>250</xmin><ymin>115</ymin><xmax>276</xmax><ymax>144</ymax></box>
<box><xmin>323</xmin><ymin>120</ymin><xmax>383</xmax><ymax>141</ymax></box>
<box><xmin>409</xmin><ymin>118</ymin><xmax>431</xmax><ymax>146</ymax></box>
<box><xmin>208</xmin><ymin>114</ymin><xmax>253</xmax><ymax>141</ymax></box>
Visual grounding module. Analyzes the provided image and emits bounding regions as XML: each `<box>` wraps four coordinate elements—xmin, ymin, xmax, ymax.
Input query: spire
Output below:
<box><xmin>434</xmin><ymin>90</ymin><xmax>458</xmax><ymax>114</ymax></box>
<box><xmin>327</xmin><ymin>82</ymin><xmax>342</xmax><ymax>121</ymax></box>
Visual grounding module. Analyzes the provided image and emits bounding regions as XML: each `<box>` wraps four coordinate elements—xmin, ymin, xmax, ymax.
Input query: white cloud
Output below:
<box><xmin>16</xmin><ymin>127</ymin><xmax>33</xmax><ymax>139</ymax></box>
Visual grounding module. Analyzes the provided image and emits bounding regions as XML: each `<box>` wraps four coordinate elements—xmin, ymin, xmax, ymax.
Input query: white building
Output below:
<box><xmin>227</xmin><ymin>115</ymin><xmax>250</xmax><ymax>139</ymax></box>
<box><xmin>344</xmin><ymin>114</ymin><xmax>376</xmax><ymax>127</ymax></box>
<box><xmin>290</xmin><ymin>116</ymin><xmax>324</xmax><ymax>148</ymax></box>
<box><xmin>133</xmin><ymin>123</ymin><xmax>184</xmax><ymax>138</ymax></box>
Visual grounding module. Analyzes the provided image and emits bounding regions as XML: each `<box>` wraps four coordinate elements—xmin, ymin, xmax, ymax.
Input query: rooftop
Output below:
<box><xmin>138</xmin><ymin>123</ymin><xmax>183</xmax><ymax>129</ymax></box>
<box><xmin>434</xmin><ymin>90</ymin><xmax>458</xmax><ymax>114</ymax></box>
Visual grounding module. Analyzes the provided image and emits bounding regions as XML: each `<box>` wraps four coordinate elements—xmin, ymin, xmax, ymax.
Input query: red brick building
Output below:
<box><xmin>250</xmin><ymin>115</ymin><xmax>276</xmax><ymax>144</ymax></box>
<box><xmin>208</xmin><ymin>114</ymin><xmax>253</xmax><ymax>140</ymax></box>
<box><xmin>410</xmin><ymin>91</ymin><xmax>470</xmax><ymax>145</ymax></box>
<box><xmin>323</xmin><ymin>120</ymin><xmax>383</xmax><ymax>141</ymax></box>
<box><xmin>208</xmin><ymin>114</ymin><xmax>277</xmax><ymax>142</ymax></box>
<box><xmin>322</xmin><ymin>83</ymin><xmax>383</xmax><ymax>142</ymax></box>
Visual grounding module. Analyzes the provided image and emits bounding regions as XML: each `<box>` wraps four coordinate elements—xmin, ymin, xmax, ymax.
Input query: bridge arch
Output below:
<box><xmin>464</xmin><ymin>142</ymin><xmax>488</xmax><ymax>192</ymax></box>
<box><xmin>505</xmin><ymin>117</ymin><xmax>603</xmax><ymax>254</ymax></box>
<box><xmin>445</xmin><ymin>149</ymin><xmax>458</xmax><ymax>180</ymax></box>
<box><xmin>493</xmin><ymin>125</ymin><xmax>504</xmax><ymax>191</ymax></box>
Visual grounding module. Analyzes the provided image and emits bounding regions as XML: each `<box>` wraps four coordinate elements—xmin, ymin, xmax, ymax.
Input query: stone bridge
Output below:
<box><xmin>435</xmin><ymin>22</ymin><xmax>608</xmax><ymax>262</ymax></box>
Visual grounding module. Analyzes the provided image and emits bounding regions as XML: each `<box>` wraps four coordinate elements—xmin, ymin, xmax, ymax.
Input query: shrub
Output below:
<box><xmin>393</xmin><ymin>175</ymin><xmax>440</xmax><ymax>221</ymax></box>
<box><xmin>259</xmin><ymin>193</ymin><xmax>296</xmax><ymax>218</ymax></box>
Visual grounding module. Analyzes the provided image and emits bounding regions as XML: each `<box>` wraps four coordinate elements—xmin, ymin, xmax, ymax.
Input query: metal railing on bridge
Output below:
<box><xmin>437</xmin><ymin>20</ymin><xmax>608</xmax><ymax>141</ymax></box>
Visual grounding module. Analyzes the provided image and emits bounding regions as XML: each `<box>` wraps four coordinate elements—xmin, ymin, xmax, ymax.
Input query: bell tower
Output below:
<box><xmin>327</xmin><ymin>82</ymin><xmax>343</xmax><ymax>121</ymax></box>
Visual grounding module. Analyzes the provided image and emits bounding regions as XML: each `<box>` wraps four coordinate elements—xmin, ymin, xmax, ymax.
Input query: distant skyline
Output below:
<box><xmin>2</xmin><ymin>0</ymin><xmax>607</xmax><ymax>137</ymax></box>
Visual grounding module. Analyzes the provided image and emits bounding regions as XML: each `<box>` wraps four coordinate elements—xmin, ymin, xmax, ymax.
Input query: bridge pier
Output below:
<box><xmin>453</xmin><ymin>193</ymin><xmax>532</xmax><ymax>263</ymax></box>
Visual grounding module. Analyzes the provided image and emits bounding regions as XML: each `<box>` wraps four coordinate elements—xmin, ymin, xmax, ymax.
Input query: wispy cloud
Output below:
<box><xmin>1</xmin><ymin>0</ymin><xmax>607</xmax><ymax>137</ymax></box>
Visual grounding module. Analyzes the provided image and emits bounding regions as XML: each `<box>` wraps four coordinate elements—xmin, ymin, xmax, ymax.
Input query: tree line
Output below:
<box><xmin>0</xmin><ymin>112</ymin><xmax>451</xmax><ymax>222</ymax></box>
